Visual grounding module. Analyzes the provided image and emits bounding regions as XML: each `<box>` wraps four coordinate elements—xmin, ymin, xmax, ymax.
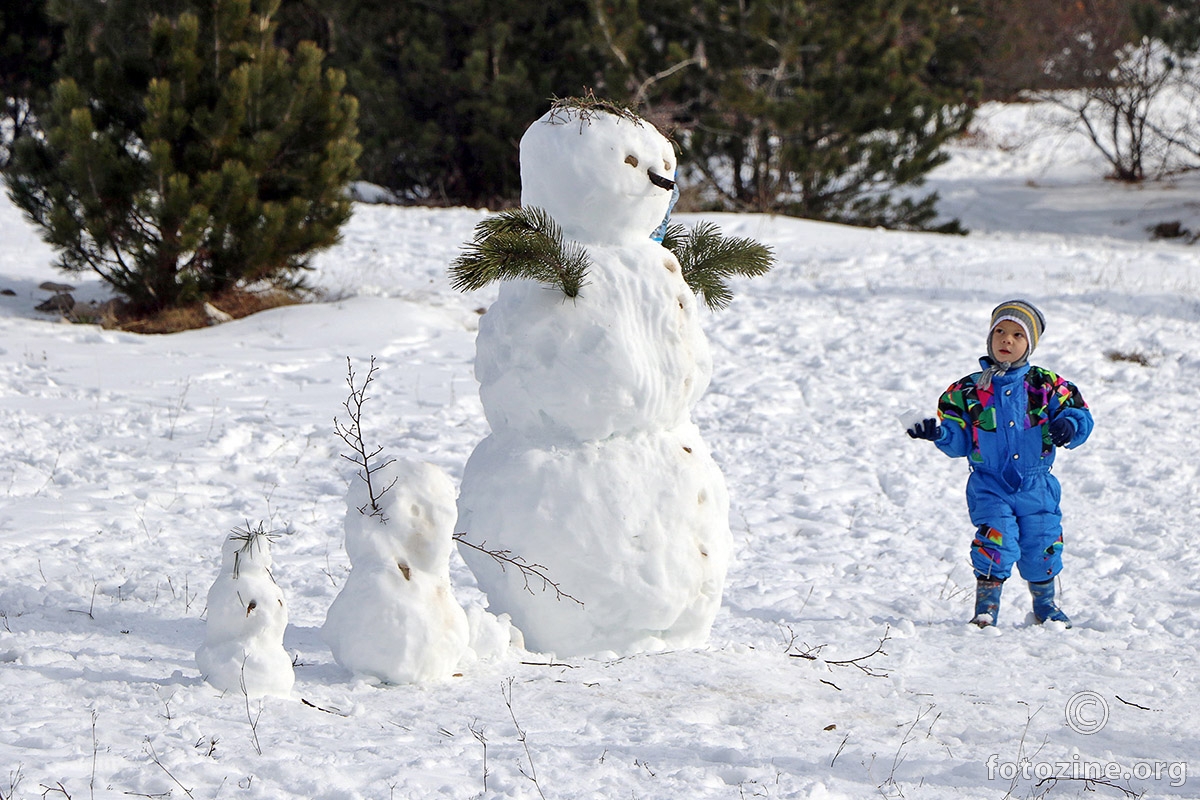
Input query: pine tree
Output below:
<box><xmin>609</xmin><ymin>0</ymin><xmax>980</xmax><ymax>231</ymax></box>
<box><xmin>0</xmin><ymin>0</ymin><xmax>63</xmax><ymax>169</ymax></box>
<box><xmin>4</xmin><ymin>0</ymin><xmax>359</xmax><ymax>316</ymax></box>
<box><xmin>273</xmin><ymin>0</ymin><xmax>604</xmax><ymax>207</ymax></box>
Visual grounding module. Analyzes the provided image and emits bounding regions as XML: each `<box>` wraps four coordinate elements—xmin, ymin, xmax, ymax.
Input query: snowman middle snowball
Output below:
<box><xmin>455</xmin><ymin>104</ymin><xmax>732</xmax><ymax>656</ymax></box>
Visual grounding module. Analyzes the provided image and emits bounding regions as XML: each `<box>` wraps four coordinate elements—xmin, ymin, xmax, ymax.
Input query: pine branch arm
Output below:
<box><xmin>450</xmin><ymin>207</ymin><xmax>589</xmax><ymax>298</ymax></box>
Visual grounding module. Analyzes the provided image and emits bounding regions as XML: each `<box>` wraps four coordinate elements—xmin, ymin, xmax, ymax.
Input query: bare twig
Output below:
<box><xmin>89</xmin><ymin>711</ymin><xmax>98</xmax><ymax>800</ymax></box>
<box><xmin>788</xmin><ymin>626</ymin><xmax>892</xmax><ymax>677</ymax></box>
<box><xmin>878</xmin><ymin>705</ymin><xmax>936</xmax><ymax>796</ymax></box>
<box><xmin>143</xmin><ymin>740</ymin><xmax>194</xmax><ymax>799</ymax></box>
<box><xmin>38</xmin><ymin>782</ymin><xmax>71</xmax><ymax>799</ymax></box>
<box><xmin>795</xmin><ymin>585</ymin><xmax>814</xmax><ymax>620</ymax></box>
<box><xmin>240</xmin><ymin>657</ymin><xmax>263</xmax><ymax>756</ymax></box>
<box><xmin>938</xmin><ymin>574</ymin><xmax>971</xmax><ymax>603</ymax></box>
<box><xmin>502</xmin><ymin>678</ymin><xmax>546</xmax><ymax>800</ymax></box>
<box><xmin>831</xmin><ymin>735</ymin><xmax>848</xmax><ymax>767</ymax></box>
<box><xmin>68</xmin><ymin>583</ymin><xmax>98</xmax><ymax>621</ymax></box>
<box><xmin>165</xmin><ymin>378</ymin><xmax>190</xmax><ymax>441</ymax></box>
<box><xmin>1035</xmin><ymin>776</ymin><xmax>1143</xmax><ymax>798</ymax></box>
<box><xmin>300</xmin><ymin>698</ymin><xmax>348</xmax><ymax>716</ymax></box>
<box><xmin>34</xmin><ymin>450</ymin><xmax>61</xmax><ymax>497</ymax></box>
<box><xmin>779</xmin><ymin>623</ymin><xmax>800</xmax><ymax>653</ymax></box>
<box><xmin>320</xmin><ymin>550</ymin><xmax>341</xmax><ymax>587</ymax></box>
<box><xmin>1001</xmin><ymin>703</ymin><xmax>1048</xmax><ymax>800</ymax></box>
<box><xmin>156</xmin><ymin>687</ymin><xmax>173</xmax><ymax>722</ymax></box>
<box><xmin>193</xmin><ymin>736</ymin><xmax>218</xmax><ymax>758</ymax></box>
<box><xmin>469</xmin><ymin>720</ymin><xmax>489</xmax><ymax>794</ymax></box>
<box><xmin>165</xmin><ymin>574</ymin><xmax>198</xmax><ymax>614</ymax></box>
<box><xmin>454</xmin><ymin>534</ymin><xmax>583</xmax><ymax>606</ymax></box>
<box><xmin>1115</xmin><ymin>696</ymin><xmax>1151</xmax><ymax>711</ymax></box>
<box><xmin>2</xmin><ymin>764</ymin><xmax>24</xmax><ymax>800</ymax></box>
<box><xmin>334</xmin><ymin>356</ymin><xmax>397</xmax><ymax>521</ymax></box>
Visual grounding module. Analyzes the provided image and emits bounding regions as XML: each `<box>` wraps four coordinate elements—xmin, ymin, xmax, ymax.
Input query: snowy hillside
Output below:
<box><xmin>1</xmin><ymin>102</ymin><xmax>1198</xmax><ymax>799</ymax></box>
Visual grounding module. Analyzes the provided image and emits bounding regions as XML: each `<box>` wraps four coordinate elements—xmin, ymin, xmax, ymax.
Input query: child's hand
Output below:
<box><xmin>1049</xmin><ymin>418</ymin><xmax>1074</xmax><ymax>447</ymax></box>
<box><xmin>906</xmin><ymin>418</ymin><xmax>942</xmax><ymax>441</ymax></box>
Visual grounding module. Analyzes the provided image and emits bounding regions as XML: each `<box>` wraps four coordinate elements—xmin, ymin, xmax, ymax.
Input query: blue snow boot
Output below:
<box><xmin>1029</xmin><ymin>579</ymin><xmax>1072</xmax><ymax>628</ymax></box>
<box><xmin>972</xmin><ymin>578</ymin><xmax>1004</xmax><ymax>627</ymax></box>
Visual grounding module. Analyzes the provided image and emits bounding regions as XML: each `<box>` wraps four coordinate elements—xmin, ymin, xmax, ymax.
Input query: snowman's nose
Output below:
<box><xmin>648</xmin><ymin>171</ymin><xmax>676</xmax><ymax>191</ymax></box>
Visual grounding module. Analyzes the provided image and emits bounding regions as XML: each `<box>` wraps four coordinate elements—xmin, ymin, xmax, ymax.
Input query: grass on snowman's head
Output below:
<box><xmin>546</xmin><ymin>92</ymin><xmax>645</xmax><ymax>129</ymax></box>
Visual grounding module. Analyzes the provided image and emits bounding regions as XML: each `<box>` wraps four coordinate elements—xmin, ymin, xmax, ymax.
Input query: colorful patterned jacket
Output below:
<box><xmin>935</xmin><ymin>359</ymin><xmax>1093</xmax><ymax>476</ymax></box>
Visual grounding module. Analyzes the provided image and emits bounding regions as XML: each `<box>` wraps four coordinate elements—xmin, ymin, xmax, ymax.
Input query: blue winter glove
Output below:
<box><xmin>906</xmin><ymin>418</ymin><xmax>942</xmax><ymax>441</ymax></box>
<box><xmin>1049</xmin><ymin>418</ymin><xmax>1075</xmax><ymax>447</ymax></box>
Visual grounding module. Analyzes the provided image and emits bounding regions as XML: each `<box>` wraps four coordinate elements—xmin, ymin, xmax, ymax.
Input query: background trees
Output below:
<box><xmin>972</xmin><ymin>0</ymin><xmax>1148</xmax><ymax>100</ymax></box>
<box><xmin>280</xmin><ymin>0</ymin><xmax>982</xmax><ymax>229</ymax></box>
<box><xmin>601</xmin><ymin>0</ymin><xmax>980</xmax><ymax>230</ymax></box>
<box><xmin>275</xmin><ymin>1</ymin><xmax>605</xmax><ymax>207</ymax></box>
<box><xmin>0</xmin><ymin>1</ymin><xmax>62</xmax><ymax>169</ymax></box>
<box><xmin>1028</xmin><ymin>1</ymin><xmax>1200</xmax><ymax>183</ymax></box>
<box><xmin>4</xmin><ymin>0</ymin><xmax>359</xmax><ymax>316</ymax></box>
<box><xmin>4</xmin><ymin>0</ymin><xmax>1194</xmax><ymax>326</ymax></box>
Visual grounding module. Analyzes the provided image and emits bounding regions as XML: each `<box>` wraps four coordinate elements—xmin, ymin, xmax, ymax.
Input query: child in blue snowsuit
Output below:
<box><xmin>907</xmin><ymin>300</ymin><xmax>1093</xmax><ymax>628</ymax></box>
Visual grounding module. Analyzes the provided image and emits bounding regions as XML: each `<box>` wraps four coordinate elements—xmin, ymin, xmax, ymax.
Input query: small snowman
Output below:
<box><xmin>196</xmin><ymin>525</ymin><xmax>294</xmax><ymax>698</ymax></box>
<box><xmin>322</xmin><ymin>459</ymin><xmax>470</xmax><ymax>683</ymax></box>
<box><xmin>451</xmin><ymin>97</ymin><xmax>772</xmax><ymax>656</ymax></box>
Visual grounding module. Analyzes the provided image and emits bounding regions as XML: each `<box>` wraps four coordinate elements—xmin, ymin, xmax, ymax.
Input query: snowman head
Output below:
<box><xmin>220</xmin><ymin>525</ymin><xmax>276</xmax><ymax>575</ymax></box>
<box><xmin>520</xmin><ymin>101</ymin><xmax>676</xmax><ymax>245</ymax></box>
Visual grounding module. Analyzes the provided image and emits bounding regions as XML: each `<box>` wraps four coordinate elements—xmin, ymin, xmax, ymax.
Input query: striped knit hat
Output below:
<box><xmin>979</xmin><ymin>299</ymin><xmax>1045</xmax><ymax>389</ymax></box>
<box><xmin>988</xmin><ymin>299</ymin><xmax>1045</xmax><ymax>365</ymax></box>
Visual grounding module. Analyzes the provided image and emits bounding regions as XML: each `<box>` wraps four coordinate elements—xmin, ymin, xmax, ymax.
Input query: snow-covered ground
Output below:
<box><xmin>2</xmin><ymin>101</ymin><xmax>1199</xmax><ymax>799</ymax></box>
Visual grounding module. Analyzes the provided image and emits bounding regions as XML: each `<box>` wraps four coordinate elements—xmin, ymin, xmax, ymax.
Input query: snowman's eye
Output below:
<box><xmin>624</xmin><ymin>155</ymin><xmax>639</xmax><ymax>168</ymax></box>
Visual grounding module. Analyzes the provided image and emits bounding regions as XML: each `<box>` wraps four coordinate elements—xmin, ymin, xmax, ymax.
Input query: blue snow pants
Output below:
<box><xmin>967</xmin><ymin>467</ymin><xmax>1064</xmax><ymax>582</ymax></box>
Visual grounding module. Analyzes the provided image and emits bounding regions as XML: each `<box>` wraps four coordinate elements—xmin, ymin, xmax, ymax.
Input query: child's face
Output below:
<box><xmin>991</xmin><ymin>320</ymin><xmax>1029</xmax><ymax>363</ymax></box>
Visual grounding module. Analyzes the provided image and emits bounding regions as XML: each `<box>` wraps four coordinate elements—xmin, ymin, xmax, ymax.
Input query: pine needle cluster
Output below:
<box><xmin>449</xmin><ymin>208</ymin><xmax>773</xmax><ymax>310</ymax></box>
<box><xmin>450</xmin><ymin>207</ymin><xmax>590</xmax><ymax>298</ymax></box>
<box><xmin>661</xmin><ymin>222</ymin><xmax>775</xmax><ymax>310</ymax></box>
<box><xmin>228</xmin><ymin>521</ymin><xmax>280</xmax><ymax>579</ymax></box>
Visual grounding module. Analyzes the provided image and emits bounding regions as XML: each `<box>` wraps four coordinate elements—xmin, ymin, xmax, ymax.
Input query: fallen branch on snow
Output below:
<box><xmin>787</xmin><ymin>625</ymin><xmax>891</xmax><ymax>678</ymax></box>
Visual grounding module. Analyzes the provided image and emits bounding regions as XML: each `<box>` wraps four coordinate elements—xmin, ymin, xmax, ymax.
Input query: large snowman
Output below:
<box><xmin>453</xmin><ymin>101</ymin><xmax>736</xmax><ymax>656</ymax></box>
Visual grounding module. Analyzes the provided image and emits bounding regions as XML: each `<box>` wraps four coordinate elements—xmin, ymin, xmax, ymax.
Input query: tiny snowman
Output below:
<box><xmin>196</xmin><ymin>525</ymin><xmax>294</xmax><ymax>698</ymax></box>
<box><xmin>451</xmin><ymin>97</ymin><xmax>772</xmax><ymax>656</ymax></box>
<box><xmin>322</xmin><ymin>459</ymin><xmax>470</xmax><ymax>683</ymax></box>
